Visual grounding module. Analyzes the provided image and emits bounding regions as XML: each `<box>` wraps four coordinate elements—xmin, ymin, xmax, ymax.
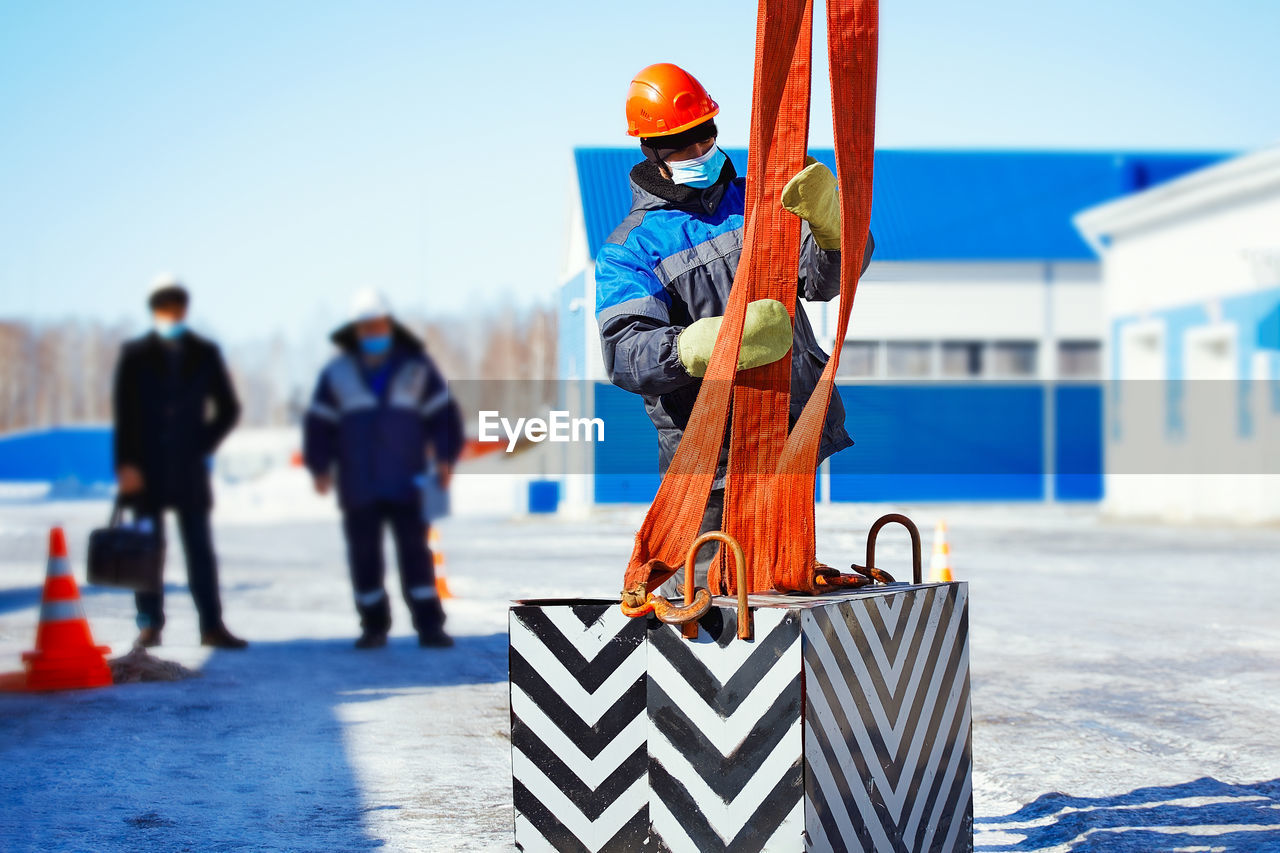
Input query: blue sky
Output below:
<box><xmin>1</xmin><ymin>0</ymin><xmax>1277</xmax><ymax>343</ymax></box>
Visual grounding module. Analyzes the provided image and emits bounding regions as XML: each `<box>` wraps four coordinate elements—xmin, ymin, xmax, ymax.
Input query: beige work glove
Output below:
<box><xmin>781</xmin><ymin>156</ymin><xmax>841</xmax><ymax>250</ymax></box>
<box><xmin>677</xmin><ymin>299</ymin><xmax>793</xmax><ymax>378</ymax></box>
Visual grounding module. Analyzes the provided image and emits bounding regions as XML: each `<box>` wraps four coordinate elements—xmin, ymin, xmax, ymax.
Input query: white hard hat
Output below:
<box><xmin>150</xmin><ymin>272</ymin><xmax>184</xmax><ymax>293</ymax></box>
<box><xmin>349</xmin><ymin>287</ymin><xmax>392</xmax><ymax>323</ymax></box>
<box><xmin>148</xmin><ymin>273</ymin><xmax>188</xmax><ymax>307</ymax></box>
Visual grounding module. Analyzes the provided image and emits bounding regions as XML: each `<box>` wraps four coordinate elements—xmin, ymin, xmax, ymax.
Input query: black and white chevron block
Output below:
<box><xmin>803</xmin><ymin>584</ymin><xmax>973</xmax><ymax>853</ymax></box>
<box><xmin>510</xmin><ymin>603</ymin><xmax>649</xmax><ymax>852</ymax></box>
<box><xmin>647</xmin><ymin>606</ymin><xmax>806</xmax><ymax>852</ymax></box>
<box><xmin>510</xmin><ymin>584</ymin><xmax>972</xmax><ymax>852</ymax></box>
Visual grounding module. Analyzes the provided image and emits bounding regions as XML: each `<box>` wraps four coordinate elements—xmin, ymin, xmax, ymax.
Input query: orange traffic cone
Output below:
<box><xmin>21</xmin><ymin>527</ymin><xmax>113</xmax><ymax>691</ymax></box>
<box><xmin>430</xmin><ymin>527</ymin><xmax>453</xmax><ymax>600</ymax></box>
<box><xmin>930</xmin><ymin>521</ymin><xmax>954</xmax><ymax>583</ymax></box>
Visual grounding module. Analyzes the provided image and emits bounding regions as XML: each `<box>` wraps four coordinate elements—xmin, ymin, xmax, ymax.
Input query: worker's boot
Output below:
<box><xmin>354</xmin><ymin>630</ymin><xmax>388</xmax><ymax>650</ymax></box>
<box><xmin>201</xmin><ymin>624</ymin><xmax>249</xmax><ymax>650</ymax></box>
<box><xmin>413</xmin><ymin>598</ymin><xmax>452</xmax><ymax>649</ymax></box>
<box><xmin>135</xmin><ymin>627</ymin><xmax>162</xmax><ymax>649</ymax></box>
<box><xmin>355</xmin><ymin>592</ymin><xmax>392</xmax><ymax>650</ymax></box>
<box><xmin>418</xmin><ymin>629</ymin><xmax>454</xmax><ymax>649</ymax></box>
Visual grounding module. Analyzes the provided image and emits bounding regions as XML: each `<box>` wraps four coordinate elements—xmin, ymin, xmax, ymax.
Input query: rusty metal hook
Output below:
<box><xmin>851</xmin><ymin>513</ymin><xmax>922</xmax><ymax>586</ymax></box>
<box><xmin>675</xmin><ymin>531</ymin><xmax>751</xmax><ymax>641</ymax></box>
<box><xmin>625</xmin><ymin>535</ymin><xmax>718</xmax><ymax>632</ymax></box>
<box><xmin>619</xmin><ymin>532</ymin><xmax>751</xmax><ymax>641</ymax></box>
<box><xmin>620</xmin><ymin>565</ymin><xmax>712</xmax><ymax>624</ymax></box>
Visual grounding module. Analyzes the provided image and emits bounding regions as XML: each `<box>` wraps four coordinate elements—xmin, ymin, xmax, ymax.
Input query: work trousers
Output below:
<box><xmin>342</xmin><ymin>499</ymin><xmax>443</xmax><ymax>635</ymax></box>
<box><xmin>135</xmin><ymin>504</ymin><xmax>224</xmax><ymax>634</ymax></box>
<box><xmin>657</xmin><ymin>488</ymin><xmax>725</xmax><ymax>598</ymax></box>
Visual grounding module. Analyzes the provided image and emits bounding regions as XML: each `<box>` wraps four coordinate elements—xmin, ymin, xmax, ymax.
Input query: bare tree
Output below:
<box><xmin>1</xmin><ymin>300</ymin><xmax>559</xmax><ymax>435</ymax></box>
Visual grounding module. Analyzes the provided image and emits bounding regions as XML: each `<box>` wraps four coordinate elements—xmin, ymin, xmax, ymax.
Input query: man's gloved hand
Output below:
<box><xmin>677</xmin><ymin>298</ymin><xmax>793</xmax><ymax>378</ymax></box>
<box><xmin>781</xmin><ymin>156</ymin><xmax>841</xmax><ymax>250</ymax></box>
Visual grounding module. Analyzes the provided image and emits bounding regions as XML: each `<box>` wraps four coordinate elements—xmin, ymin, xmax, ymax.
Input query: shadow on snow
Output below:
<box><xmin>0</xmin><ymin>632</ymin><xmax>508</xmax><ymax>853</ymax></box>
<box><xmin>976</xmin><ymin>776</ymin><xmax>1280</xmax><ymax>852</ymax></box>
<box><xmin>0</xmin><ymin>582</ymin><xmax>195</xmax><ymax>616</ymax></box>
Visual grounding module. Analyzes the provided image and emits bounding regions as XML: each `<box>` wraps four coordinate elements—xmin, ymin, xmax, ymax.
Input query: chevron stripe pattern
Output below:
<box><xmin>803</xmin><ymin>584</ymin><xmax>973</xmax><ymax>853</ymax></box>
<box><xmin>647</xmin><ymin>606</ymin><xmax>805</xmax><ymax>852</ymax></box>
<box><xmin>510</xmin><ymin>603</ymin><xmax>649</xmax><ymax>852</ymax></box>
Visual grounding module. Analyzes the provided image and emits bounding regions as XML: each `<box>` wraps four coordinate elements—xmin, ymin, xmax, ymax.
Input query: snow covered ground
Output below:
<box><xmin>2</xmin><ymin>469</ymin><xmax>1279</xmax><ymax>851</ymax></box>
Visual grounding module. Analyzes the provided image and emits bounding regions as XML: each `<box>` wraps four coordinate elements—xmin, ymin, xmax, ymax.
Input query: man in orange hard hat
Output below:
<box><xmin>597</xmin><ymin>63</ymin><xmax>874</xmax><ymax>594</ymax></box>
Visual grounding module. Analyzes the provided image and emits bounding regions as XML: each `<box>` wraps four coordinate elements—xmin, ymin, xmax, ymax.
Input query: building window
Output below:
<box><xmin>839</xmin><ymin>341</ymin><xmax>879</xmax><ymax>377</ymax></box>
<box><xmin>1057</xmin><ymin>341</ymin><xmax>1101</xmax><ymax>379</ymax></box>
<box><xmin>991</xmin><ymin>341</ymin><xmax>1038</xmax><ymax>377</ymax></box>
<box><xmin>886</xmin><ymin>342</ymin><xmax>932</xmax><ymax>378</ymax></box>
<box><xmin>941</xmin><ymin>341</ymin><xmax>983</xmax><ymax>378</ymax></box>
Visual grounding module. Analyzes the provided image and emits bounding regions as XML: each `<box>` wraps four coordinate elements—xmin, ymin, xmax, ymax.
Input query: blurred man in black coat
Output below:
<box><xmin>112</xmin><ymin>275</ymin><xmax>247</xmax><ymax>649</ymax></box>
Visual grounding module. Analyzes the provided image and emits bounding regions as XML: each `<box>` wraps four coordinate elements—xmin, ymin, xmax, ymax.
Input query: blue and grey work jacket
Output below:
<box><xmin>303</xmin><ymin>324</ymin><xmax>463</xmax><ymax>510</ymax></box>
<box><xmin>595</xmin><ymin>157</ymin><xmax>873</xmax><ymax>486</ymax></box>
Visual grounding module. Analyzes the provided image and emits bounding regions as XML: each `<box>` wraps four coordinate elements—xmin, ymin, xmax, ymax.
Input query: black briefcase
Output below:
<box><xmin>87</xmin><ymin>502</ymin><xmax>165</xmax><ymax>592</ymax></box>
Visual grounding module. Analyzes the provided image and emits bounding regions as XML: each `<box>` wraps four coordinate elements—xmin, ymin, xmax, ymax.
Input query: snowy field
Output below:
<box><xmin>2</xmin><ymin>470</ymin><xmax>1280</xmax><ymax>851</ymax></box>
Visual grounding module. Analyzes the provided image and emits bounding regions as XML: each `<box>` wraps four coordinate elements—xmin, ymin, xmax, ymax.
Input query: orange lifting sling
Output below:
<box><xmin>621</xmin><ymin>0</ymin><xmax>878</xmax><ymax>611</ymax></box>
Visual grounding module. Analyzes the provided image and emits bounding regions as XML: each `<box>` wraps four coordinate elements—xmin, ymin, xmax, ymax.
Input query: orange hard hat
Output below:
<box><xmin>625</xmin><ymin>63</ymin><xmax>720</xmax><ymax>139</ymax></box>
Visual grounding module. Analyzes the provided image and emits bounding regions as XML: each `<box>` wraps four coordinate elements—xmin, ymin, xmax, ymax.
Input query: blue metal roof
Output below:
<box><xmin>574</xmin><ymin>148</ymin><xmax>1226</xmax><ymax>262</ymax></box>
<box><xmin>0</xmin><ymin>426</ymin><xmax>113</xmax><ymax>484</ymax></box>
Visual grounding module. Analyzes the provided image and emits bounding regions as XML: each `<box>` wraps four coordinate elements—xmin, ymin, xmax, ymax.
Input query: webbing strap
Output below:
<box><xmin>717</xmin><ymin>0</ymin><xmax>814</xmax><ymax>596</ymax></box>
<box><xmin>622</xmin><ymin>0</ymin><xmax>877</xmax><ymax>599</ymax></box>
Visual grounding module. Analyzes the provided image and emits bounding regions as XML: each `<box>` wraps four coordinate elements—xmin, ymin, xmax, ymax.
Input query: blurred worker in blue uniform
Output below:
<box><xmin>304</xmin><ymin>288</ymin><xmax>463</xmax><ymax>649</ymax></box>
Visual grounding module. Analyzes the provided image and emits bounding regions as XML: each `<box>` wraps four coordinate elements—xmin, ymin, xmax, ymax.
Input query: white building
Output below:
<box><xmin>1076</xmin><ymin>145</ymin><xmax>1280</xmax><ymax>523</ymax></box>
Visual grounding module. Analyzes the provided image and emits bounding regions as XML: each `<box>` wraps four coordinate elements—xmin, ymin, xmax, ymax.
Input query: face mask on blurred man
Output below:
<box><xmin>666</xmin><ymin>146</ymin><xmax>727</xmax><ymax>188</ymax></box>
<box><xmin>359</xmin><ymin>334</ymin><xmax>392</xmax><ymax>357</ymax></box>
<box><xmin>153</xmin><ymin>316</ymin><xmax>186</xmax><ymax>339</ymax></box>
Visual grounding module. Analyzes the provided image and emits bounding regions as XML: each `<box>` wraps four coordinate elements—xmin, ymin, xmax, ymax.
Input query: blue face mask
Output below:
<box><xmin>667</xmin><ymin>146</ymin><xmax>727</xmax><ymax>188</ymax></box>
<box><xmin>359</xmin><ymin>334</ymin><xmax>392</xmax><ymax>356</ymax></box>
<box><xmin>153</xmin><ymin>318</ymin><xmax>186</xmax><ymax>339</ymax></box>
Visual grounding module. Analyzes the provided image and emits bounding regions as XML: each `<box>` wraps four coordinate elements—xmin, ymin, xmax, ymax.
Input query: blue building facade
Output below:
<box><xmin>568</xmin><ymin>148</ymin><xmax>1223</xmax><ymax>505</ymax></box>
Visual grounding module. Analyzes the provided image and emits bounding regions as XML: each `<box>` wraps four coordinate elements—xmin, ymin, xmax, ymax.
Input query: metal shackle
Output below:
<box><xmin>681</xmin><ymin>531</ymin><xmax>752</xmax><ymax>641</ymax></box>
<box><xmin>863</xmin><ymin>513</ymin><xmax>923</xmax><ymax>585</ymax></box>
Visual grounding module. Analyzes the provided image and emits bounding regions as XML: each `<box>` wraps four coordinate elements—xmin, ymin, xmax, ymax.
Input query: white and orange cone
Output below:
<box><xmin>930</xmin><ymin>521</ymin><xmax>954</xmax><ymax>583</ymax></box>
<box><xmin>429</xmin><ymin>527</ymin><xmax>453</xmax><ymax>600</ymax></box>
<box><xmin>21</xmin><ymin>528</ymin><xmax>113</xmax><ymax>691</ymax></box>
